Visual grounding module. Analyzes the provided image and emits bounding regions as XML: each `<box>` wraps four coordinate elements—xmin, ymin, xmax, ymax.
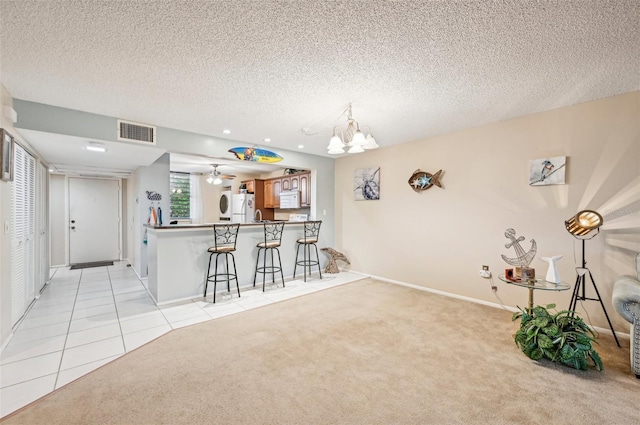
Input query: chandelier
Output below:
<box><xmin>327</xmin><ymin>103</ymin><xmax>379</xmax><ymax>154</ymax></box>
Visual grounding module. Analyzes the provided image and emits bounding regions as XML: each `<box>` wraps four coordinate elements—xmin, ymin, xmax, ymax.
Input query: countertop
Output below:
<box><xmin>144</xmin><ymin>221</ymin><xmax>306</xmax><ymax>230</ymax></box>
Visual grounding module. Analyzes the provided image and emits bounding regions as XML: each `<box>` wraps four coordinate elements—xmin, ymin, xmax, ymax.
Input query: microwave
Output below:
<box><xmin>279</xmin><ymin>190</ymin><xmax>301</xmax><ymax>209</ymax></box>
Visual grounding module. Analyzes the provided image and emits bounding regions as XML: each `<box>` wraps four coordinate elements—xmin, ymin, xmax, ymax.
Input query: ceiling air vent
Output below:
<box><xmin>117</xmin><ymin>119</ymin><xmax>156</xmax><ymax>145</ymax></box>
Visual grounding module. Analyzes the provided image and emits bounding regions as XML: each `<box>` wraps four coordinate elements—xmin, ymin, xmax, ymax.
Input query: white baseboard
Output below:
<box><xmin>351</xmin><ymin>270</ymin><xmax>631</xmax><ymax>339</ymax></box>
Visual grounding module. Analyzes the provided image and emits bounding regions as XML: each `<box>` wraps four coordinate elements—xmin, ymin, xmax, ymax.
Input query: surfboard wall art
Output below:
<box><xmin>228</xmin><ymin>147</ymin><xmax>283</xmax><ymax>163</ymax></box>
<box><xmin>408</xmin><ymin>169</ymin><xmax>444</xmax><ymax>193</ymax></box>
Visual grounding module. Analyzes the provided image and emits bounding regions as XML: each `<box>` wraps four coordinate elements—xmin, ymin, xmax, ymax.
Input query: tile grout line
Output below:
<box><xmin>52</xmin><ymin>268</ymin><xmax>83</xmax><ymax>390</ymax></box>
<box><xmin>107</xmin><ymin>266</ymin><xmax>128</xmax><ymax>354</ymax></box>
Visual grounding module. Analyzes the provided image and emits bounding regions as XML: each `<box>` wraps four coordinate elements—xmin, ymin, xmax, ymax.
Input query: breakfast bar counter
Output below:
<box><xmin>144</xmin><ymin>222</ymin><xmax>320</xmax><ymax>304</ymax></box>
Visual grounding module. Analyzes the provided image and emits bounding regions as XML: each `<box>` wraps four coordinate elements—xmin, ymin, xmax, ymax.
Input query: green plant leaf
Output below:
<box><xmin>560</xmin><ymin>344</ymin><xmax>573</xmax><ymax>361</ymax></box>
<box><xmin>543</xmin><ymin>324</ymin><xmax>560</xmax><ymax>337</ymax></box>
<box><xmin>534</xmin><ymin>316</ymin><xmax>549</xmax><ymax>328</ymax></box>
<box><xmin>530</xmin><ymin>347</ymin><xmax>544</xmax><ymax>361</ymax></box>
<box><xmin>537</xmin><ymin>334</ymin><xmax>554</xmax><ymax>349</ymax></box>
<box><xmin>589</xmin><ymin>350</ymin><xmax>604</xmax><ymax>371</ymax></box>
<box><xmin>532</xmin><ymin>306</ymin><xmax>550</xmax><ymax>318</ymax></box>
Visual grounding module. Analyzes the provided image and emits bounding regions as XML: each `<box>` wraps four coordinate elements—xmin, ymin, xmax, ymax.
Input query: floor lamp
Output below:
<box><xmin>565</xmin><ymin>210</ymin><xmax>620</xmax><ymax>347</ymax></box>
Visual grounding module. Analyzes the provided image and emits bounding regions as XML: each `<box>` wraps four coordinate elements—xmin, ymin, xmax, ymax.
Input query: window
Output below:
<box><xmin>170</xmin><ymin>172</ymin><xmax>190</xmax><ymax>219</ymax></box>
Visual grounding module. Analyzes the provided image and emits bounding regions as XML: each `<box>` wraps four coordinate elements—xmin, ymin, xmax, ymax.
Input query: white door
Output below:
<box><xmin>69</xmin><ymin>178</ymin><xmax>120</xmax><ymax>264</ymax></box>
<box><xmin>36</xmin><ymin>162</ymin><xmax>48</xmax><ymax>291</ymax></box>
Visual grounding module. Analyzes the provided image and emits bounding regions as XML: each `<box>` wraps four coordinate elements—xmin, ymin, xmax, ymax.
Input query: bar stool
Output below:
<box><xmin>293</xmin><ymin>220</ymin><xmax>322</xmax><ymax>282</ymax></box>
<box><xmin>253</xmin><ymin>221</ymin><xmax>285</xmax><ymax>291</ymax></box>
<box><xmin>204</xmin><ymin>223</ymin><xmax>241</xmax><ymax>303</ymax></box>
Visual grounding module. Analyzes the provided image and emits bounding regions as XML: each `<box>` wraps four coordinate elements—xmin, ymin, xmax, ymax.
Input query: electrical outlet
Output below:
<box><xmin>480</xmin><ymin>265</ymin><xmax>491</xmax><ymax>278</ymax></box>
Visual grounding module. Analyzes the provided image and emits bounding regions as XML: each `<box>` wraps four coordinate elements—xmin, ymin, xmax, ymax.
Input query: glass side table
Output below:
<box><xmin>498</xmin><ymin>274</ymin><xmax>571</xmax><ymax>313</ymax></box>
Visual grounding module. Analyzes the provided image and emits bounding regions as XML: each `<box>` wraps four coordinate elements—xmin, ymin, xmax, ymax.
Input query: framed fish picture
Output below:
<box><xmin>354</xmin><ymin>167</ymin><xmax>380</xmax><ymax>201</ymax></box>
<box><xmin>529</xmin><ymin>156</ymin><xmax>566</xmax><ymax>186</ymax></box>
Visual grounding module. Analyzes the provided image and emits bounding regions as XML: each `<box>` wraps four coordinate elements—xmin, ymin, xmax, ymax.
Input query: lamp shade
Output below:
<box><xmin>350</xmin><ymin>130</ymin><xmax>366</xmax><ymax>147</ymax></box>
<box><xmin>565</xmin><ymin>210</ymin><xmax>603</xmax><ymax>237</ymax></box>
<box><xmin>363</xmin><ymin>134</ymin><xmax>379</xmax><ymax>149</ymax></box>
<box><xmin>206</xmin><ymin>175</ymin><xmax>214</xmax><ymax>184</ymax></box>
<box><xmin>328</xmin><ymin>135</ymin><xmax>344</xmax><ymax>149</ymax></box>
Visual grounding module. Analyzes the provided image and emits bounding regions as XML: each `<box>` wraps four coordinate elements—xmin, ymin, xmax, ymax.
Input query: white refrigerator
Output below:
<box><xmin>231</xmin><ymin>194</ymin><xmax>254</xmax><ymax>223</ymax></box>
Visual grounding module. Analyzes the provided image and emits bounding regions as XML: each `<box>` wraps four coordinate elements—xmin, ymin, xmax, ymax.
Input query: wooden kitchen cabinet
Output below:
<box><xmin>272</xmin><ymin>179</ymin><xmax>281</xmax><ymax>208</ymax></box>
<box><xmin>299</xmin><ymin>172</ymin><xmax>310</xmax><ymax>206</ymax></box>
<box><xmin>241</xmin><ymin>179</ymin><xmax>255</xmax><ymax>194</ymax></box>
<box><xmin>248</xmin><ymin>179</ymin><xmax>273</xmax><ymax>220</ymax></box>
<box><xmin>289</xmin><ymin>174</ymin><xmax>300</xmax><ymax>190</ymax></box>
<box><xmin>264</xmin><ymin>179</ymin><xmax>282</xmax><ymax>209</ymax></box>
<box><xmin>263</xmin><ymin>171</ymin><xmax>311</xmax><ymax>209</ymax></box>
<box><xmin>281</xmin><ymin>177</ymin><xmax>290</xmax><ymax>192</ymax></box>
<box><xmin>264</xmin><ymin>180</ymin><xmax>274</xmax><ymax>208</ymax></box>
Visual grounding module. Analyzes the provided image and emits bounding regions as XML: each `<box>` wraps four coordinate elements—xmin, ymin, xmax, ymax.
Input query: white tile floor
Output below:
<box><xmin>0</xmin><ymin>261</ymin><xmax>363</xmax><ymax>418</ymax></box>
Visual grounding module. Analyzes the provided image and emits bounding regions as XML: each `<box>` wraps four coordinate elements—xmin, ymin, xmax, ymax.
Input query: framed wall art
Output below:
<box><xmin>1</xmin><ymin>128</ymin><xmax>14</xmax><ymax>182</ymax></box>
<box><xmin>529</xmin><ymin>156</ymin><xmax>566</xmax><ymax>186</ymax></box>
<box><xmin>353</xmin><ymin>167</ymin><xmax>380</xmax><ymax>200</ymax></box>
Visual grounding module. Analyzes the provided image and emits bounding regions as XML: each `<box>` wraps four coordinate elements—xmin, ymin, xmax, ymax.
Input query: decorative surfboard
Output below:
<box><xmin>408</xmin><ymin>169</ymin><xmax>443</xmax><ymax>193</ymax></box>
<box><xmin>228</xmin><ymin>147</ymin><xmax>283</xmax><ymax>163</ymax></box>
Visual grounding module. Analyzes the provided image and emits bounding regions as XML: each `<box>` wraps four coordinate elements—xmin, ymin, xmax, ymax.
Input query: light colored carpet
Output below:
<box><xmin>2</xmin><ymin>279</ymin><xmax>638</xmax><ymax>424</ymax></box>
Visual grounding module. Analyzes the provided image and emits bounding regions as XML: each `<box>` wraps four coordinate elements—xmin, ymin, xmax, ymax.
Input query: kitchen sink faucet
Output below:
<box><xmin>255</xmin><ymin>209</ymin><xmax>262</xmax><ymax>222</ymax></box>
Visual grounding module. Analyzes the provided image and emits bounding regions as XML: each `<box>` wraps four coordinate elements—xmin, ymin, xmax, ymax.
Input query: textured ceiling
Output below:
<box><xmin>1</xmin><ymin>0</ymin><xmax>639</xmax><ymax>161</ymax></box>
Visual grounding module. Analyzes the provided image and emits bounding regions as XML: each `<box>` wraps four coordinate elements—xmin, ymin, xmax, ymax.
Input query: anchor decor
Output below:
<box><xmin>501</xmin><ymin>228</ymin><xmax>537</xmax><ymax>278</ymax></box>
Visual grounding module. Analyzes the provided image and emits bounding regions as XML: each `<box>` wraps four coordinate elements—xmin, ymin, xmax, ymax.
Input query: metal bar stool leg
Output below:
<box><xmin>270</xmin><ymin>248</ymin><xmax>276</xmax><ymax>285</ymax></box>
<box><xmin>230</xmin><ymin>252</ymin><xmax>240</xmax><ymax>298</ymax></box>
<box><xmin>313</xmin><ymin>243</ymin><xmax>322</xmax><ymax>279</ymax></box>
<box><xmin>213</xmin><ymin>253</ymin><xmax>222</xmax><ymax>304</ymax></box>
<box><xmin>204</xmin><ymin>252</ymin><xmax>213</xmax><ymax>297</ymax></box>
<box><xmin>275</xmin><ymin>247</ymin><xmax>285</xmax><ymax>287</ymax></box>
<box><xmin>253</xmin><ymin>248</ymin><xmax>262</xmax><ymax>288</ymax></box>
<box><xmin>293</xmin><ymin>243</ymin><xmax>301</xmax><ymax>279</ymax></box>
<box><xmin>262</xmin><ymin>246</ymin><xmax>268</xmax><ymax>292</ymax></box>
<box><xmin>224</xmin><ymin>252</ymin><xmax>231</xmax><ymax>293</ymax></box>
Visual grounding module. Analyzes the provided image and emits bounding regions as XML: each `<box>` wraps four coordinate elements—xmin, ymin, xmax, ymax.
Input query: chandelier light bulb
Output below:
<box><xmin>348</xmin><ymin>144</ymin><xmax>365</xmax><ymax>154</ymax></box>
<box><xmin>350</xmin><ymin>130</ymin><xmax>366</xmax><ymax>147</ymax></box>
<box><xmin>363</xmin><ymin>134</ymin><xmax>379</xmax><ymax>149</ymax></box>
<box><xmin>206</xmin><ymin>175</ymin><xmax>214</xmax><ymax>184</ymax></box>
<box><xmin>213</xmin><ymin>176</ymin><xmax>222</xmax><ymax>185</ymax></box>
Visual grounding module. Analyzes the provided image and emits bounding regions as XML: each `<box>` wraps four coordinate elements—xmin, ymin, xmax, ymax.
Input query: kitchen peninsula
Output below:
<box><xmin>144</xmin><ymin>221</ymin><xmax>321</xmax><ymax>304</ymax></box>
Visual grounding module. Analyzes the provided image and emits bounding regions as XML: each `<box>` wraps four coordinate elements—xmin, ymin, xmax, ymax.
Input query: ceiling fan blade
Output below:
<box><xmin>221</xmin><ymin>174</ymin><xmax>236</xmax><ymax>179</ymax></box>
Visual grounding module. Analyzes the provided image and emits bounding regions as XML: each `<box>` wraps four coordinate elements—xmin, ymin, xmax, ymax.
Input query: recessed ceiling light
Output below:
<box><xmin>85</xmin><ymin>142</ymin><xmax>107</xmax><ymax>153</ymax></box>
<box><xmin>298</xmin><ymin>145</ymin><xmax>304</xmax><ymax>149</ymax></box>
<box><xmin>222</xmin><ymin>129</ymin><xmax>231</xmax><ymax>134</ymax></box>
<box><xmin>264</xmin><ymin>138</ymin><xmax>271</xmax><ymax>143</ymax></box>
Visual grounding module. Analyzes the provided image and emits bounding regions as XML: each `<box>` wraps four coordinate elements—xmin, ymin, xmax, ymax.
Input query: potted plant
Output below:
<box><xmin>512</xmin><ymin>303</ymin><xmax>603</xmax><ymax>371</ymax></box>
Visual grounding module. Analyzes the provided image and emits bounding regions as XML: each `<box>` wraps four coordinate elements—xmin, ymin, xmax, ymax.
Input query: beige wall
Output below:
<box><xmin>335</xmin><ymin>91</ymin><xmax>640</xmax><ymax>333</ymax></box>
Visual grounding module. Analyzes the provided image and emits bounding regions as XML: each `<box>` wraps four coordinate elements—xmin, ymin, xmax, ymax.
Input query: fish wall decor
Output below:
<box><xmin>228</xmin><ymin>146</ymin><xmax>283</xmax><ymax>163</ymax></box>
<box><xmin>408</xmin><ymin>169</ymin><xmax>443</xmax><ymax>192</ymax></box>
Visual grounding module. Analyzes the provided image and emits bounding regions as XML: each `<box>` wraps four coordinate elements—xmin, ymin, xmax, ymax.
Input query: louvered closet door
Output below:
<box><xmin>37</xmin><ymin>162</ymin><xmax>48</xmax><ymax>291</ymax></box>
<box><xmin>11</xmin><ymin>143</ymin><xmax>36</xmax><ymax>326</ymax></box>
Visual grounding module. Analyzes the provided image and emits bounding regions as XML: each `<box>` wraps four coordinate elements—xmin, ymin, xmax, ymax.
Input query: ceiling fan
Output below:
<box><xmin>206</xmin><ymin>164</ymin><xmax>236</xmax><ymax>185</ymax></box>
